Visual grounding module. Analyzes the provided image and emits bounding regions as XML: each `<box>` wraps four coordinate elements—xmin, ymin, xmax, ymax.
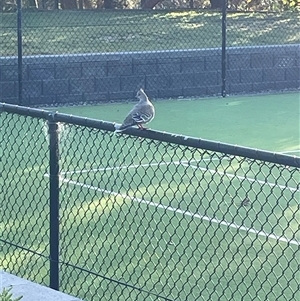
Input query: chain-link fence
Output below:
<box><xmin>1</xmin><ymin>103</ymin><xmax>299</xmax><ymax>301</ymax></box>
<box><xmin>0</xmin><ymin>1</ymin><xmax>299</xmax><ymax>105</ymax></box>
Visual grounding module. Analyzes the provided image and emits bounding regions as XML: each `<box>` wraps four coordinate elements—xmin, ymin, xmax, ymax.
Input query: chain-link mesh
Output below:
<box><xmin>1</xmin><ymin>2</ymin><xmax>299</xmax><ymax>105</ymax></box>
<box><xmin>1</xmin><ymin>106</ymin><xmax>299</xmax><ymax>301</ymax></box>
<box><xmin>0</xmin><ymin>112</ymin><xmax>50</xmax><ymax>284</ymax></box>
<box><xmin>226</xmin><ymin>11</ymin><xmax>300</xmax><ymax>94</ymax></box>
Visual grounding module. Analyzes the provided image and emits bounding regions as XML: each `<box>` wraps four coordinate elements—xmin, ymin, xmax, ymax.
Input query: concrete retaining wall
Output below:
<box><xmin>1</xmin><ymin>271</ymin><xmax>83</xmax><ymax>301</ymax></box>
<box><xmin>0</xmin><ymin>44</ymin><xmax>299</xmax><ymax>105</ymax></box>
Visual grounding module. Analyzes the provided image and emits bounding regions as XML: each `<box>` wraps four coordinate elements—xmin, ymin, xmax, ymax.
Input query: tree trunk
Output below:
<box><xmin>60</xmin><ymin>0</ymin><xmax>78</xmax><ymax>9</ymax></box>
<box><xmin>141</xmin><ymin>0</ymin><xmax>162</xmax><ymax>9</ymax></box>
<box><xmin>210</xmin><ymin>0</ymin><xmax>222</xmax><ymax>9</ymax></box>
<box><xmin>104</xmin><ymin>0</ymin><xmax>114</xmax><ymax>9</ymax></box>
<box><xmin>27</xmin><ymin>0</ymin><xmax>37</xmax><ymax>8</ymax></box>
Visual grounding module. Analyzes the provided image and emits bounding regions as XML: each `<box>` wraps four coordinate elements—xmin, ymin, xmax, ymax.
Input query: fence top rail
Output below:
<box><xmin>1</xmin><ymin>102</ymin><xmax>299</xmax><ymax>168</ymax></box>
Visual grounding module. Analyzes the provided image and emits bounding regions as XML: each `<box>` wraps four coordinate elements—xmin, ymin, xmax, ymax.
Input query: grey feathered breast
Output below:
<box><xmin>115</xmin><ymin>88</ymin><xmax>155</xmax><ymax>132</ymax></box>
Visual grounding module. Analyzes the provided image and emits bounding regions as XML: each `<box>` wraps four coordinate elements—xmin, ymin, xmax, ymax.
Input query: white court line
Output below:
<box><xmin>54</xmin><ymin>158</ymin><xmax>299</xmax><ymax>193</ymax></box>
<box><xmin>61</xmin><ymin>161</ymin><xmax>174</xmax><ymax>175</ymax></box>
<box><xmin>61</xmin><ymin>149</ymin><xmax>300</xmax><ymax>176</ymax></box>
<box><xmin>279</xmin><ymin>150</ymin><xmax>300</xmax><ymax>154</ymax></box>
<box><xmin>60</xmin><ymin>177</ymin><xmax>299</xmax><ymax>246</ymax></box>
<box><xmin>60</xmin><ymin>158</ymin><xmax>221</xmax><ymax>175</ymax></box>
<box><xmin>180</xmin><ymin>163</ymin><xmax>299</xmax><ymax>193</ymax></box>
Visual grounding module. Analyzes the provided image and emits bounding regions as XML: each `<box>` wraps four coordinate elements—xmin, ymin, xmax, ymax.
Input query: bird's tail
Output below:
<box><xmin>114</xmin><ymin>123</ymin><xmax>133</xmax><ymax>133</ymax></box>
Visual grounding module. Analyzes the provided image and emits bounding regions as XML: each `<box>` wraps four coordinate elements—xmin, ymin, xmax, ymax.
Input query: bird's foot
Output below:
<box><xmin>138</xmin><ymin>124</ymin><xmax>146</xmax><ymax>130</ymax></box>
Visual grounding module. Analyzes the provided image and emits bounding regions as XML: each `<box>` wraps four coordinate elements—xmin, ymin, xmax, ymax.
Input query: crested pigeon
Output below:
<box><xmin>114</xmin><ymin>88</ymin><xmax>155</xmax><ymax>132</ymax></box>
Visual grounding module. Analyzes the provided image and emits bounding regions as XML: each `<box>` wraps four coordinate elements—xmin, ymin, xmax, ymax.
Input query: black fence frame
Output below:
<box><xmin>1</xmin><ymin>101</ymin><xmax>300</xmax><ymax>293</ymax></box>
<box><xmin>2</xmin><ymin>102</ymin><xmax>300</xmax><ymax>168</ymax></box>
<box><xmin>13</xmin><ymin>2</ymin><xmax>230</xmax><ymax>105</ymax></box>
<box><xmin>0</xmin><ymin>2</ymin><xmax>297</xmax><ymax>106</ymax></box>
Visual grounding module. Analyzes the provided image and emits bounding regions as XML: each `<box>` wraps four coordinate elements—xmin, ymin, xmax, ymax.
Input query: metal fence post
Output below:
<box><xmin>17</xmin><ymin>0</ymin><xmax>22</xmax><ymax>105</ymax></box>
<box><xmin>221</xmin><ymin>0</ymin><xmax>227</xmax><ymax>97</ymax></box>
<box><xmin>48</xmin><ymin>118</ymin><xmax>60</xmax><ymax>290</ymax></box>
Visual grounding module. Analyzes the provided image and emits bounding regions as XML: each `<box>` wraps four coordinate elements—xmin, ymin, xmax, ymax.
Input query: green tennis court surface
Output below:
<box><xmin>54</xmin><ymin>91</ymin><xmax>300</xmax><ymax>152</ymax></box>
<box><xmin>1</xmin><ymin>92</ymin><xmax>299</xmax><ymax>300</ymax></box>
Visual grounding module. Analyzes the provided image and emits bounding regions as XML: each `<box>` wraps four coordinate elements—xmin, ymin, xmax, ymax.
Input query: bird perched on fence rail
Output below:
<box><xmin>114</xmin><ymin>88</ymin><xmax>155</xmax><ymax>133</ymax></box>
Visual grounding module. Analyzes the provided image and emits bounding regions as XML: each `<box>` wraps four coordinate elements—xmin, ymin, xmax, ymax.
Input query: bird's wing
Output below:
<box><xmin>132</xmin><ymin>111</ymin><xmax>153</xmax><ymax>123</ymax></box>
<box><xmin>115</xmin><ymin>102</ymin><xmax>155</xmax><ymax>132</ymax></box>
<box><xmin>134</xmin><ymin>103</ymin><xmax>155</xmax><ymax>122</ymax></box>
<box><xmin>126</xmin><ymin>103</ymin><xmax>154</xmax><ymax>124</ymax></box>
<box><xmin>120</xmin><ymin>113</ymin><xmax>138</xmax><ymax>128</ymax></box>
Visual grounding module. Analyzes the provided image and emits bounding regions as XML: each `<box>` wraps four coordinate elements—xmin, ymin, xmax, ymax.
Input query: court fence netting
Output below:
<box><xmin>1</xmin><ymin>102</ymin><xmax>299</xmax><ymax>301</ymax></box>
